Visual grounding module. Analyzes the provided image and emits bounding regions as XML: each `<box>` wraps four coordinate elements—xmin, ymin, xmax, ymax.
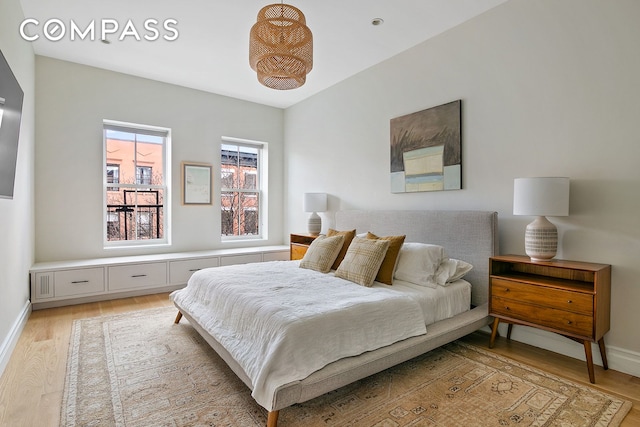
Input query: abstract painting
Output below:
<box><xmin>390</xmin><ymin>100</ymin><xmax>461</xmax><ymax>193</ymax></box>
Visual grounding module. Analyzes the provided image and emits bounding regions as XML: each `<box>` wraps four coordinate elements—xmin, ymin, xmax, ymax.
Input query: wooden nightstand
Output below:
<box><xmin>289</xmin><ymin>233</ymin><xmax>319</xmax><ymax>260</ymax></box>
<box><xmin>488</xmin><ymin>255</ymin><xmax>611</xmax><ymax>383</ymax></box>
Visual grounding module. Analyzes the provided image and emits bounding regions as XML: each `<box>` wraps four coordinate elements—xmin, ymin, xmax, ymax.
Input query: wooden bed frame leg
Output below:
<box><xmin>174</xmin><ymin>311</ymin><xmax>183</xmax><ymax>324</ymax></box>
<box><xmin>267</xmin><ymin>410</ymin><xmax>279</xmax><ymax>427</ymax></box>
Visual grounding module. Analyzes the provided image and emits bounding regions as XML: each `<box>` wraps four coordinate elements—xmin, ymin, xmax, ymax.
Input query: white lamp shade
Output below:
<box><xmin>303</xmin><ymin>193</ymin><xmax>327</xmax><ymax>213</ymax></box>
<box><xmin>513</xmin><ymin>177</ymin><xmax>570</xmax><ymax>217</ymax></box>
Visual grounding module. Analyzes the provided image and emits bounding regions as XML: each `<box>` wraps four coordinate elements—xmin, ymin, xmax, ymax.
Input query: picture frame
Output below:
<box><xmin>181</xmin><ymin>162</ymin><xmax>212</xmax><ymax>205</ymax></box>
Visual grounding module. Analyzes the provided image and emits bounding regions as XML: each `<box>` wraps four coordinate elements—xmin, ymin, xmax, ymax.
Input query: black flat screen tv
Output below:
<box><xmin>0</xmin><ymin>48</ymin><xmax>24</xmax><ymax>199</ymax></box>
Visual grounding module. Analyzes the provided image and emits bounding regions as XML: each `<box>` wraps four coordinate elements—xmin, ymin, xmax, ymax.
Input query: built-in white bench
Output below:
<box><xmin>29</xmin><ymin>245</ymin><xmax>289</xmax><ymax>309</ymax></box>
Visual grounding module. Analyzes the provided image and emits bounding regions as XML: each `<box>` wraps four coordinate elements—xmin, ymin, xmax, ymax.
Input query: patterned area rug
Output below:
<box><xmin>61</xmin><ymin>307</ymin><xmax>631</xmax><ymax>426</ymax></box>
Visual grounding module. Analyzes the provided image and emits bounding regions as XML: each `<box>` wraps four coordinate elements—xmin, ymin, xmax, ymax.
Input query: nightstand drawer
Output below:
<box><xmin>491</xmin><ymin>278</ymin><xmax>593</xmax><ymax>315</ymax></box>
<box><xmin>290</xmin><ymin>233</ymin><xmax>319</xmax><ymax>260</ymax></box>
<box><xmin>291</xmin><ymin>244</ymin><xmax>309</xmax><ymax>260</ymax></box>
<box><xmin>491</xmin><ymin>296</ymin><xmax>593</xmax><ymax>337</ymax></box>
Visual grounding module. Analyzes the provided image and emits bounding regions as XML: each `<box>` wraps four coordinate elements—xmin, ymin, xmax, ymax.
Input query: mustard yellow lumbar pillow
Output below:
<box><xmin>326</xmin><ymin>228</ymin><xmax>356</xmax><ymax>270</ymax></box>
<box><xmin>366</xmin><ymin>232</ymin><xmax>406</xmax><ymax>285</ymax></box>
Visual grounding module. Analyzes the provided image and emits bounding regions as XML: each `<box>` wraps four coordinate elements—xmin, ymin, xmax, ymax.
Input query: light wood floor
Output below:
<box><xmin>0</xmin><ymin>293</ymin><xmax>637</xmax><ymax>426</ymax></box>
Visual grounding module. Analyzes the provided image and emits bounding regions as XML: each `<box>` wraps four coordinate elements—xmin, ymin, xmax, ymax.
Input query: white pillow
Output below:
<box><xmin>435</xmin><ymin>258</ymin><xmax>473</xmax><ymax>287</ymax></box>
<box><xmin>393</xmin><ymin>243</ymin><xmax>446</xmax><ymax>288</ymax></box>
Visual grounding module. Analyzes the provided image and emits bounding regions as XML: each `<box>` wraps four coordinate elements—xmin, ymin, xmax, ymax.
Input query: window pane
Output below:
<box><xmin>106</xmin><ymin>189</ymin><xmax>164</xmax><ymax>241</ymax></box>
<box><xmin>221</xmin><ymin>192</ymin><xmax>236</xmax><ymax>236</ymax></box>
<box><xmin>245</xmin><ymin>211</ymin><xmax>258</xmax><ymax>234</ymax></box>
<box><xmin>221</xmin><ymin>168</ymin><xmax>234</xmax><ymax>189</ymax></box>
<box><xmin>135</xmin><ymin>138</ymin><xmax>163</xmax><ymax>184</ymax></box>
<box><xmin>106</xmin><ymin>137</ymin><xmax>135</xmax><ymax>184</ymax></box>
<box><xmin>221</xmin><ymin>146</ymin><xmax>239</xmax><ymax>188</ymax></box>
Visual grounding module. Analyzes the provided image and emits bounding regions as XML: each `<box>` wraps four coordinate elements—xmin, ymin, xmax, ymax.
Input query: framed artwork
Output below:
<box><xmin>390</xmin><ymin>100</ymin><xmax>461</xmax><ymax>193</ymax></box>
<box><xmin>181</xmin><ymin>162</ymin><xmax>212</xmax><ymax>205</ymax></box>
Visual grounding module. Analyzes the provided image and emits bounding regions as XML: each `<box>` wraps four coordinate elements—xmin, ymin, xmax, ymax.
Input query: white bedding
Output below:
<box><xmin>375</xmin><ymin>278</ymin><xmax>471</xmax><ymax>325</ymax></box>
<box><xmin>170</xmin><ymin>260</ymin><xmax>466</xmax><ymax>411</ymax></box>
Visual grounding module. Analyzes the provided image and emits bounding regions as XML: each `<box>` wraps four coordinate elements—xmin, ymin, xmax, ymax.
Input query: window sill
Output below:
<box><xmin>104</xmin><ymin>241</ymin><xmax>171</xmax><ymax>251</ymax></box>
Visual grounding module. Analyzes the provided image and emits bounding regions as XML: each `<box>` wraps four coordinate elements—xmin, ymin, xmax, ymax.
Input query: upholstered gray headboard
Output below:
<box><xmin>335</xmin><ymin>210</ymin><xmax>499</xmax><ymax>307</ymax></box>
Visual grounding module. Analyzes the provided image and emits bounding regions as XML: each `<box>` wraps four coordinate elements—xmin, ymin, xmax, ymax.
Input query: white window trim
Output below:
<box><xmin>103</xmin><ymin>119</ymin><xmax>172</xmax><ymax>249</ymax></box>
<box><xmin>220</xmin><ymin>136</ymin><xmax>268</xmax><ymax>242</ymax></box>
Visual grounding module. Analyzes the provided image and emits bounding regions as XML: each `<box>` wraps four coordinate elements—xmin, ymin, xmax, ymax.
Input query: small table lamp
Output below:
<box><xmin>513</xmin><ymin>177</ymin><xmax>570</xmax><ymax>261</ymax></box>
<box><xmin>303</xmin><ymin>193</ymin><xmax>327</xmax><ymax>235</ymax></box>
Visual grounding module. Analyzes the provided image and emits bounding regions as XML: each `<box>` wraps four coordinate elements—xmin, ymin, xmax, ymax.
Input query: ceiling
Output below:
<box><xmin>19</xmin><ymin>0</ymin><xmax>508</xmax><ymax>108</ymax></box>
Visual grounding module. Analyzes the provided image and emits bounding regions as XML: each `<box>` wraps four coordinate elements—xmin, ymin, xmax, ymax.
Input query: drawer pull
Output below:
<box><xmin>131</xmin><ymin>274</ymin><xmax>147</xmax><ymax>278</ymax></box>
<box><xmin>504</xmin><ymin>306</ymin><xmax>510</xmax><ymax>310</ymax></box>
<box><xmin>189</xmin><ymin>268</ymin><xmax>201</xmax><ymax>272</ymax></box>
<box><xmin>71</xmin><ymin>280</ymin><xmax>89</xmax><ymax>284</ymax></box>
<box><xmin>567</xmin><ymin>321</ymin><xmax>573</xmax><ymax>325</ymax></box>
<box><xmin>567</xmin><ymin>300</ymin><xmax>572</xmax><ymax>304</ymax></box>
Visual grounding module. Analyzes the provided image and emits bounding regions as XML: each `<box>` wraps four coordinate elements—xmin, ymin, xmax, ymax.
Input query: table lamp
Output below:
<box><xmin>303</xmin><ymin>193</ymin><xmax>327</xmax><ymax>235</ymax></box>
<box><xmin>513</xmin><ymin>177</ymin><xmax>570</xmax><ymax>261</ymax></box>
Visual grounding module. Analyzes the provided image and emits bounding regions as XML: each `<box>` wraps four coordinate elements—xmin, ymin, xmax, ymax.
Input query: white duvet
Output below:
<box><xmin>170</xmin><ymin>260</ymin><xmax>427</xmax><ymax>411</ymax></box>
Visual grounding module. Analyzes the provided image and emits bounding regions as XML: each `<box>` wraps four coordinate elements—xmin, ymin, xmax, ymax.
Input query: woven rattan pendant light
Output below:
<box><xmin>249</xmin><ymin>2</ymin><xmax>313</xmax><ymax>90</ymax></box>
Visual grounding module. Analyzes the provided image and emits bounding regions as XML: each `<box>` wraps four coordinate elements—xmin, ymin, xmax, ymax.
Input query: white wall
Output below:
<box><xmin>0</xmin><ymin>0</ymin><xmax>35</xmax><ymax>373</ymax></box>
<box><xmin>35</xmin><ymin>57</ymin><xmax>285</xmax><ymax>262</ymax></box>
<box><xmin>284</xmin><ymin>0</ymin><xmax>640</xmax><ymax>375</ymax></box>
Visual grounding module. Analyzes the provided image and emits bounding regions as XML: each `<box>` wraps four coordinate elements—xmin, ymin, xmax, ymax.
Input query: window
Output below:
<box><xmin>220</xmin><ymin>138</ymin><xmax>267</xmax><ymax>239</ymax></box>
<box><xmin>221</xmin><ymin>168</ymin><xmax>234</xmax><ymax>188</ymax></box>
<box><xmin>106</xmin><ymin>211</ymin><xmax>120</xmax><ymax>236</ymax></box>
<box><xmin>106</xmin><ymin>164</ymin><xmax>120</xmax><ymax>191</ymax></box>
<box><xmin>244</xmin><ymin>171</ymin><xmax>257</xmax><ymax>189</ymax></box>
<box><xmin>103</xmin><ymin>121</ymin><xmax>170</xmax><ymax>246</ymax></box>
<box><xmin>136</xmin><ymin>166</ymin><xmax>152</xmax><ymax>186</ymax></box>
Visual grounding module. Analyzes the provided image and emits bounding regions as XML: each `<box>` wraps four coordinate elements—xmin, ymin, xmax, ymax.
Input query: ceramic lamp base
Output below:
<box><xmin>307</xmin><ymin>212</ymin><xmax>321</xmax><ymax>234</ymax></box>
<box><xmin>525</xmin><ymin>216</ymin><xmax>558</xmax><ymax>262</ymax></box>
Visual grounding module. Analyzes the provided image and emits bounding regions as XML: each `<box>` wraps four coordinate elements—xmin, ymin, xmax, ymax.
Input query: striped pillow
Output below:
<box><xmin>299</xmin><ymin>234</ymin><xmax>345</xmax><ymax>273</ymax></box>
<box><xmin>335</xmin><ymin>237</ymin><xmax>390</xmax><ymax>287</ymax></box>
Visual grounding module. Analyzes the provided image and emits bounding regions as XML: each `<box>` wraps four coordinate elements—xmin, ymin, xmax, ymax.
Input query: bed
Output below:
<box><xmin>171</xmin><ymin>210</ymin><xmax>498</xmax><ymax>427</ymax></box>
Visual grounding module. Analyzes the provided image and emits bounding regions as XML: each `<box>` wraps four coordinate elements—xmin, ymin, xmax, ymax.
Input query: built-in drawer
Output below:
<box><xmin>54</xmin><ymin>268</ymin><xmax>105</xmax><ymax>298</ymax></box>
<box><xmin>169</xmin><ymin>257</ymin><xmax>219</xmax><ymax>284</ymax></box>
<box><xmin>263</xmin><ymin>251</ymin><xmax>290</xmax><ymax>262</ymax></box>
<box><xmin>491</xmin><ymin>295</ymin><xmax>593</xmax><ymax>337</ymax></box>
<box><xmin>220</xmin><ymin>253</ymin><xmax>262</xmax><ymax>266</ymax></box>
<box><xmin>108</xmin><ymin>262</ymin><xmax>167</xmax><ymax>291</ymax></box>
<box><xmin>490</xmin><ymin>278</ymin><xmax>593</xmax><ymax>315</ymax></box>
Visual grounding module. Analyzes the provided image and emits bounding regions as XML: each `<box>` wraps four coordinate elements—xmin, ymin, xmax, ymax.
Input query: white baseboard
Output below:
<box><xmin>486</xmin><ymin>323</ymin><xmax>640</xmax><ymax>378</ymax></box>
<box><xmin>0</xmin><ymin>301</ymin><xmax>32</xmax><ymax>377</ymax></box>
